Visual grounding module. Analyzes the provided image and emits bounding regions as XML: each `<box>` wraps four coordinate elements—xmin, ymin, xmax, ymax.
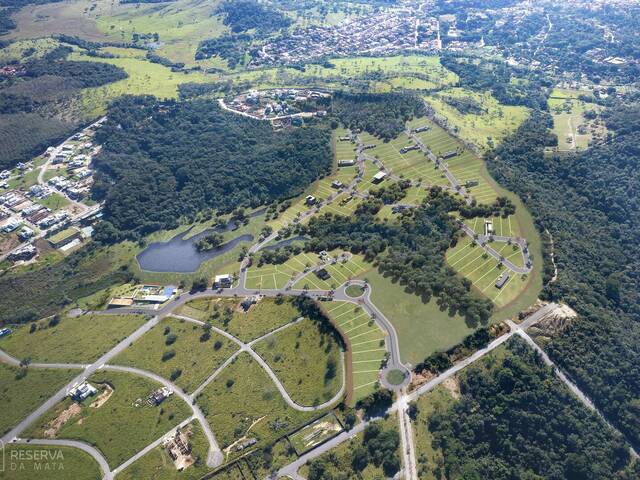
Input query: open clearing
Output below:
<box><xmin>195</xmin><ymin>353</ymin><xmax>319</xmax><ymax>455</ymax></box>
<box><xmin>253</xmin><ymin>317</ymin><xmax>344</xmax><ymax>406</ymax></box>
<box><xmin>363</xmin><ymin>269</ymin><xmax>478</xmax><ymax>367</ymax></box>
<box><xmin>0</xmin><ymin>364</ymin><xmax>78</xmax><ymax>436</ymax></box>
<box><xmin>288</xmin><ymin>412</ymin><xmax>343</xmax><ymax>455</ymax></box>
<box><xmin>117</xmin><ymin>421</ymin><xmax>210</xmax><ymax>480</ymax></box>
<box><xmin>113</xmin><ymin>316</ymin><xmax>239</xmax><ymax>394</ymax></box>
<box><xmin>177</xmin><ymin>297</ymin><xmax>301</xmax><ymax>342</ymax></box>
<box><xmin>323</xmin><ymin>301</ymin><xmax>386</xmax><ymax>402</ymax></box>
<box><xmin>425</xmin><ymin>88</ymin><xmax>529</xmax><ymax>149</ymax></box>
<box><xmin>26</xmin><ymin>371</ymin><xmax>192</xmax><ymax>469</ymax></box>
<box><xmin>548</xmin><ymin>88</ymin><xmax>606</xmax><ymax>152</ymax></box>
<box><xmin>3</xmin><ymin>444</ymin><xmax>102</xmax><ymax>480</ymax></box>
<box><xmin>0</xmin><ymin>314</ymin><xmax>146</xmax><ymax>364</ymax></box>
<box><xmin>246</xmin><ymin>251</ymin><xmax>322</xmax><ymax>290</ymax></box>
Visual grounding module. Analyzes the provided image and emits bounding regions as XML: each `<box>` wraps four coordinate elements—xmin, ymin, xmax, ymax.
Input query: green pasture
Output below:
<box><xmin>113</xmin><ymin>316</ymin><xmax>239</xmax><ymax>394</ymax></box>
<box><xmin>253</xmin><ymin>318</ymin><xmax>344</xmax><ymax>406</ymax></box>
<box><xmin>3</xmin><ymin>444</ymin><xmax>102</xmax><ymax>480</ymax></box>
<box><xmin>324</xmin><ymin>301</ymin><xmax>386</xmax><ymax>402</ymax></box>
<box><xmin>0</xmin><ymin>314</ymin><xmax>146</xmax><ymax>364</ymax></box>
<box><xmin>0</xmin><ymin>364</ymin><xmax>79</xmax><ymax>436</ymax></box>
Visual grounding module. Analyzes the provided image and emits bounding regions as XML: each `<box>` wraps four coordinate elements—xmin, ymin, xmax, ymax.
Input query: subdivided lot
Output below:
<box><xmin>0</xmin><ymin>314</ymin><xmax>147</xmax><ymax>364</ymax></box>
<box><xmin>334</xmin><ymin>128</ymin><xmax>357</xmax><ymax>163</ymax></box>
<box><xmin>410</xmin><ymin>383</ymin><xmax>456</xmax><ymax>480</ymax></box>
<box><xmin>288</xmin><ymin>412</ymin><xmax>343</xmax><ymax>455</ymax></box>
<box><xmin>117</xmin><ymin>421</ymin><xmax>210</xmax><ymax>480</ymax></box>
<box><xmin>464</xmin><ymin>215</ymin><xmax>521</xmax><ymax>238</ymax></box>
<box><xmin>425</xmin><ymin>88</ymin><xmax>529</xmax><ymax>149</ymax></box>
<box><xmin>245</xmin><ymin>252</ymin><xmax>321</xmax><ymax>290</ymax></box>
<box><xmin>324</xmin><ymin>301</ymin><xmax>387</xmax><ymax>402</ymax></box>
<box><xmin>446</xmin><ymin>236</ymin><xmax>530</xmax><ymax>309</ymax></box>
<box><xmin>208</xmin><ymin>438</ymin><xmax>297</xmax><ymax>480</ymax></box>
<box><xmin>112</xmin><ymin>316</ymin><xmax>239</xmax><ymax>394</ymax></box>
<box><xmin>177</xmin><ymin>297</ymin><xmax>302</xmax><ymax>343</ymax></box>
<box><xmin>2</xmin><ymin>444</ymin><xmax>102</xmax><ymax>480</ymax></box>
<box><xmin>253</xmin><ymin>317</ymin><xmax>344</xmax><ymax>407</ymax></box>
<box><xmin>363</xmin><ymin>269</ymin><xmax>477</xmax><ymax>367</ymax></box>
<box><xmin>25</xmin><ymin>370</ymin><xmax>192</xmax><ymax>469</ymax></box>
<box><xmin>195</xmin><ymin>353</ymin><xmax>319</xmax><ymax>454</ymax></box>
<box><xmin>292</xmin><ymin>254</ymin><xmax>370</xmax><ymax>291</ymax></box>
<box><xmin>0</xmin><ymin>364</ymin><xmax>79</xmax><ymax>436</ymax></box>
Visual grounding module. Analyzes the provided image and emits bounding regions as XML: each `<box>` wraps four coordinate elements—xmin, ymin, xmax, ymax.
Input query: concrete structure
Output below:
<box><xmin>214</xmin><ymin>274</ymin><xmax>233</xmax><ymax>288</ymax></box>
<box><xmin>372</xmin><ymin>171</ymin><xmax>387</xmax><ymax>184</ymax></box>
<box><xmin>69</xmin><ymin>382</ymin><xmax>98</xmax><ymax>402</ymax></box>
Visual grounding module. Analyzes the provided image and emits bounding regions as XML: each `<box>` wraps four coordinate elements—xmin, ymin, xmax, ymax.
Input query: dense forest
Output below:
<box><xmin>91</xmin><ymin>96</ymin><xmax>332</xmax><ymax>241</ymax></box>
<box><xmin>195</xmin><ymin>34</ymin><xmax>253</xmax><ymax>68</ymax></box>
<box><xmin>486</xmin><ymin>104</ymin><xmax>640</xmax><ymax>447</ymax></box>
<box><xmin>331</xmin><ymin>92</ymin><xmax>426</xmax><ymax>141</ymax></box>
<box><xmin>304</xmin><ymin>188</ymin><xmax>494</xmax><ymax>325</ymax></box>
<box><xmin>427</xmin><ymin>337</ymin><xmax>635</xmax><ymax>479</ymax></box>
<box><xmin>215</xmin><ymin>0</ymin><xmax>292</xmax><ymax>34</ymax></box>
<box><xmin>0</xmin><ymin>46</ymin><xmax>126</xmax><ymax>169</ymax></box>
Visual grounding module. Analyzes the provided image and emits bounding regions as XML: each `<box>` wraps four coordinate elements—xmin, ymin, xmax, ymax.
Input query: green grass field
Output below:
<box><xmin>2</xmin><ymin>444</ymin><xmax>102</xmax><ymax>480</ymax></box>
<box><xmin>195</xmin><ymin>353</ymin><xmax>319</xmax><ymax>454</ymax></box>
<box><xmin>26</xmin><ymin>371</ymin><xmax>192</xmax><ymax>469</ymax></box>
<box><xmin>253</xmin><ymin>318</ymin><xmax>344</xmax><ymax>406</ymax></box>
<box><xmin>292</xmin><ymin>253</ymin><xmax>370</xmax><ymax>291</ymax></box>
<box><xmin>0</xmin><ymin>364</ymin><xmax>78</xmax><ymax>436</ymax></box>
<box><xmin>425</xmin><ymin>88</ymin><xmax>529</xmax><ymax>149</ymax></box>
<box><xmin>38</xmin><ymin>192</ymin><xmax>71</xmax><ymax>211</ymax></box>
<box><xmin>112</xmin><ymin>316</ymin><xmax>239</xmax><ymax>394</ymax></box>
<box><xmin>116</xmin><ymin>421</ymin><xmax>211</xmax><ymax>480</ymax></box>
<box><xmin>363</xmin><ymin>269</ymin><xmax>477</xmax><ymax>367</ymax></box>
<box><xmin>177</xmin><ymin>297</ymin><xmax>301</xmax><ymax>342</ymax></box>
<box><xmin>288</xmin><ymin>412</ymin><xmax>343</xmax><ymax>455</ymax></box>
<box><xmin>0</xmin><ymin>314</ymin><xmax>147</xmax><ymax>364</ymax></box>
<box><xmin>323</xmin><ymin>301</ymin><xmax>386</xmax><ymax>402</ymax></box>
<box><xmin>548</xmin><ymin>88</ymin><xmax>606</xmax><ymax>151</ymax></box>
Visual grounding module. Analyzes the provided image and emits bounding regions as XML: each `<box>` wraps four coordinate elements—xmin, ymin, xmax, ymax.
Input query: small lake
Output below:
<box><xmin>137</xmin><ymin>226</ymin><xmax>253</xmax><ymax>273</ymax></box>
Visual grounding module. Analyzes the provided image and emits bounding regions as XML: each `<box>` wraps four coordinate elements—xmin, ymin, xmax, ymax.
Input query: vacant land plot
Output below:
<box><xmin>178</xmin><ymin>297</ymin><xmax>301</xmax><ymax>342</ymax></box>
<box><xmin>113</xmin><ymin>316</ymin><xmax>238</xmax><ymax>394</ymax></box>
<box><xmin>548</xmin><ymin>89</ymin><xmax>606</xmax><ymax>152</ymax></box>
<box><xmin>253</xmin><ymin>318</ymin><xmax>344</xmax><ymax>406</ymax></box>
<box><xmin>426</xmin><ymin>88</ymin><xmax>529</xmax><ymax>149</ymax></box>
<box><xmin>298</xmin><ymin>414</ymin><xmax>399</xmax><ymax>480</ymax></box>
<box><xmin>446</xmin><ymin>236</ymin><xmax>530</xmax><ymax>308</ymax></box>
<box><xmin>0</xmin><ymin>314</ymin><xmax>146</xmax><ymax>364</ymax></box>
<box><xmin>324</xmin><ymin>301</ymin><xmax>386</xmax><ymax>402</ymax></box>
<box><xmin>292</xmin><ymin>254</ymin><xmax>370</xmax><ymax>291</ymax></box>
<box><xmin>288</xmin><ymin>412</ymin><xmax>343</xmax><ymax>455</ymax></box>
<box><xmin>246</xmin><ymin>251</ymin><xmax>321</xmax><ymax>290</ymax></box>
<box><xmin>26</xmin><ymin>371</ymin><xmax>192</xmax><ymax>469</ymax></box>
<box><xmin>117</xmin><ymin>421</ymin><xmax>210</xmax><ymax>480</ymax></box>
<box><xmin>364</xmin><ymin>270</ymin><xmax>478</xmax><ymax>366</ymax></box>
<box><xmin>464</xmin><ymin>215</ymin><xmax>522</xmax><ymax>238</ymax></box>
<box><xmin>3</xmin><ymin>444</ymin><xmax>102</xmax><ymax>480</ymax></box>
<box><xmin>410</xmin><ymin>384</ymin><xmax>455</xmax><ymax>480</ymax></box>
<box><xmin>196</xmin><ymin>353</ymin><xmax>318</xmax><ymax>453</ymax></box>
<box><xmin>0</xmin><ymin>364</ymin><xmax>78</xmax><ymax>436</ymax></box>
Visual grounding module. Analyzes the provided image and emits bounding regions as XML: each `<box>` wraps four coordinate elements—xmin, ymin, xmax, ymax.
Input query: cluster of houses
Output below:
<box><xmin>251</xmin><ymin>8</ymin><xmax>440</xmax><ymax>67</ymax></box>
<box><xmin>225</xmin><ymin>89</ymin><xmax>330</xmax><ymax>121</ymax></box>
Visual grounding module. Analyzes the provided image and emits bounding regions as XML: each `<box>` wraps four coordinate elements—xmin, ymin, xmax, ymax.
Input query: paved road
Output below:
<box><xmin>397</xmin><ymin>389</ymin><xmax>418</xmax><ymax>480</ymax></box>
<box><xmin>460</xmin><ymin>223</ymin><xmax>532</xmax><ymax>274</ymax></box>
<box><xmin>10</xmin><ymin>438</ymin><xmax>112</xmax><ymax>480</ymax></box>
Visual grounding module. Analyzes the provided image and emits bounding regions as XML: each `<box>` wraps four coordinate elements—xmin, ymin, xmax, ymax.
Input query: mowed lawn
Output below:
<box><xmin>116</xmin><ymin>421</ymin><xmax>210</xmax><ymax>480</ymax></box>
<box><xmin>253</xmin><ymin>318</ymin><xmax>344</xmax><ymax>406</ymax></box>
<box><xmin>292</xmin><ymin>253</ymin><xmax>370</xmax><ymax>291</ymax></box>
<box><xmin>446</xmin><ymin>236</ymin><xmax>531</xmax><ymax>308</ymax></box>
<box><xmin>112</xmin><ymin>316</ymin><xmax>239</xmax><ymax>394</ymax></box>
<box><xmin>363</xmin><ymin>269</ymin><xmax>477</xmax><ymax>366</ymax></box>
<box><xmin>26</xmin><ymin>371</ymin><xmax>192</xmax><ymax>469</ymax></box>
<box><xmin>177</xmin><ymin>297</ymin><xmax>302</xmax><ymax>342</ymax></box>
<box><xmin>0</xmin><ymin>314</ymin><xmax>147</xmax><ymax>364</ymax></box>
<box><xmin>246</xmin><ymin>251</ymin><xmax>322</xmax><ymax>290</ymax></box>
<box><xmin>324</xmin><ymin>301</ymin><xmax>387</xmax><ymax>403</ymax></box>
<box><xmin>464</xmin><ymin>215</ymin><xmax>522</xmax><ymax>238</ymax></box>
<box><xmin>0</xmin><ymin>364</ymin><xmax>79</xmax><ymax>436</ymax></box>
<box><xmin>3</xmin><ymin>444</ymin><xmax>102</xmax><ymax>480</ymax></box>
<box><xmin>195</xmin><ymin>353</ymin><xmax>318</xmax><ymax>452</ymax></box>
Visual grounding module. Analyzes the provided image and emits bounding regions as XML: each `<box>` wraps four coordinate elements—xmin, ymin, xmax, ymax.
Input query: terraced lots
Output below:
<box><xmin>292</xmin><ymin>254</ymin><xmax>370</xmax><ymax>291</ymax></box>
<box><xmin>324</xmin><ymin>301</ymin><xmax>387</xmax><ymax>402</ymax></box>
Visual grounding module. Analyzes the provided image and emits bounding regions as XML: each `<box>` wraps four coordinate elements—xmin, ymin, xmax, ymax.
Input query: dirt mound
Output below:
<box><xmin>44</xmin><ymin>403</ymin><xmax>81</xmax><ymax>438</ymax></box>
